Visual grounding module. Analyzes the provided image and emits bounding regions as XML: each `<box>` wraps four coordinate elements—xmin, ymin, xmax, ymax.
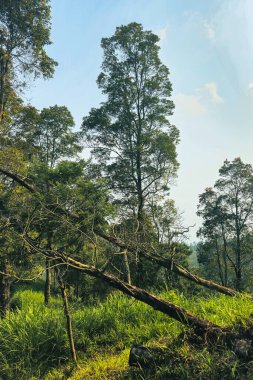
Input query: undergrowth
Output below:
<box><xmin>1</xmin><ymin>288</ymin><xmax>253</xmax><ymax>379</ymax></box>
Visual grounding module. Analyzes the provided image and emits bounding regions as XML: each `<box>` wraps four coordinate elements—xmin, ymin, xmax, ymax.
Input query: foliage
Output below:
<box><xmin>197</xmin><ymin>157</ymin><xmax>253</xmax><ymax>291</ymax></box>
<box><xmin>82</xmin><ymin>23</ymin><xmax>179</xmax><ymax>222</ymax></box>
<box><xmin>11</xmin><ymin>105</ymin><xmax>81</xmax><ymax>167</ymax></box>
<box><xmin>0</xmin><ymin>0</ymin><xmax>57</xmax><ymax>119</ymax></box>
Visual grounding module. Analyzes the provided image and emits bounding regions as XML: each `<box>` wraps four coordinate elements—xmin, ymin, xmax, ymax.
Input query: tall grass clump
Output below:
<box><xmin>0</xmin><ymin>290</ymin><xmax>67</xmax><ymax>379</ymax></box>
<box><xmin>73</xmin><ymin>292</ymin><xmax>184</xmax><ymax>353</ymax></box>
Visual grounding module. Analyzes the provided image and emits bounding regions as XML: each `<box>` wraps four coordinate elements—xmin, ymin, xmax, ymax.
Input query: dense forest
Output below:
<box><xmin>1</xmin><ymin>1</ymin><xmax>253</xmax><ymax>379</ymax></box>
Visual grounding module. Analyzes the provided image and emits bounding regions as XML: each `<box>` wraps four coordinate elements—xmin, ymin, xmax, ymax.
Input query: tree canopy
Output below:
<box><xmin>0</xmin><ymin>0</ymin><xmax>57</xmax><ymax>120</ymax></box>
<box><xmin>82</xmin><ymin>22</ymin><xmax>179</xmax><ymax>225</ymax></box>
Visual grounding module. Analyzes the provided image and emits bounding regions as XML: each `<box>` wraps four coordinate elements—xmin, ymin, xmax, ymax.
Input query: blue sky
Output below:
<box><xmin>27</xmin><ymin>0</ymin><xmax>253</xmax><ymax>240</ymax></box>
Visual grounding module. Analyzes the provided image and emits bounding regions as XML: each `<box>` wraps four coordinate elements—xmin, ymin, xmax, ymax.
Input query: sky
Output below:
<box><xmin>26</xmin><ymin>0</ymin><xmax>253</xmax><ymax>241</ymax></box>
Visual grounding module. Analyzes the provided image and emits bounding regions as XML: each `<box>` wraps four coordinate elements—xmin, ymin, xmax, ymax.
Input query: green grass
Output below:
<box><xmin>1</xmin><ymin>288</ymin><xmax>253</xmax><ymax>379</ymax></box>
<box><xmin>0</xmin><ymin>291</ymin><xmax>67</xmax><ymax>379</ymax></box>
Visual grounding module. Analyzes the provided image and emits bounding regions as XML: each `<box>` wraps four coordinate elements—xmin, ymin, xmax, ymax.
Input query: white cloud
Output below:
<box><xmin>248</xmin><ymin>83</ymin><xmax>253</xmax><ymax>93</ymax></box>
<box><xmin>174</xmin><ymin>82</ymin><xmax>223</xmax><ymax>119</ymax></box>
<box><xmin>175</xmin><ymin>82</ymin><xmax>223</xmax><ymax>117</ymax></box>
<box><xmin>157</xmin><ymin>26</ymin><xmax>168</xmax><ymax>43</ymax></box>
<box><xmin>204</xmin><ymin>82</ymin><xmax>224</xmax><ymax>104</ymax></box>
<box><xmin>203</xmin><ymin>22</ymin><xmax>215</xmax><ymax>41</ymax></box>
<box><xmin>175</xmin><ymin>94</ymin><xmax>206</xmax><ymax>116</ymax></box>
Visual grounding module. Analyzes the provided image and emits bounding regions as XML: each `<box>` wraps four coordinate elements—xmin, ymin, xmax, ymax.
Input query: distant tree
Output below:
<box><xmin>197</xmin><ymin>188</ymin><xmax>229</xmax><ymax>286</ymax></box>
<box><xmin>82</xmin><ymin>23</ymin><xmax>179</xmax><ymax>229</ymax></box>
<box><xmin>197</xmin><ymin>158</ymin><xmax>253</xmax><ymax>290</ymax></box>
<box><xmin>0</xmin><ymin>0</ymin><xmax>57</xmax><ymax>120</ymax></box>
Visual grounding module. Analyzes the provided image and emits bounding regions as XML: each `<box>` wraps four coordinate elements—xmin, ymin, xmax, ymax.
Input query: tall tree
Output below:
<box><xmin>82</xmin><ymin>23</ymin><xmax>179</xmax><ymax>229</ymax></box>
<box><xmin>0</xmin><ymin>0</ymin><xmax>57</xmax><ymax>120</ymax></box>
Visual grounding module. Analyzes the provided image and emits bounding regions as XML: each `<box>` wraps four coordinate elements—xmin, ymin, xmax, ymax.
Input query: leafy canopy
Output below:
<box><xmin>82</xmin><ymin>22</ymin><xmax>179</xmax><ymax>214</ymax></box>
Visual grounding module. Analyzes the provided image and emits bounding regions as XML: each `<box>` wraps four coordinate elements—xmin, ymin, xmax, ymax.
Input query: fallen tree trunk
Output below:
<box><xmin>0</xmin><ymin>167</ymin><xmax>247</xmax><ymax>299</ymax></box>
<box><xmin>22</xmin><ymin>238</ymin><xmax>253</xmax><ymax>360</ymax></box>
<box><xmin>95</xmin><ymin>230</ymin><xmax>243</xmax><ymax>298</ymax></box>
<box><xmin>0</xmin><ymin>168</ymin><xmax>36</xmax><ymax>193</ymax></box>
<box><xmin>26</xmin><ymin>237</ymin><xmax>253</xmax><ymax>358</ymax></box>
<box><xmin>25</xmin><ymin>237</ymin><xmax>220</xmax><ymax>336</ymax></box>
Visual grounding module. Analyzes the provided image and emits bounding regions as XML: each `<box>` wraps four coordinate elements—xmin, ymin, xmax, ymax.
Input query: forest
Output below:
<box><xmin>1</xmin><ymin>1</ymin><xmax>253</xmax><ymax>379</ymax></box>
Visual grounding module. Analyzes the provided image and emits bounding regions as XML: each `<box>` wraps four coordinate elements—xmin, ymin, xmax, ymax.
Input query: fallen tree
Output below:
<box><xmin>1</xmin><ymin>167</ymin><xmax>253</xmax><ymax>356</ymax></box>
<box><xmin>95</xmin><ymin>230</ymin><xmax>243</xmax><ymax>298</ymax></box>
<box><xmin>0</xmin><ymin>167</ymin><xmax>249</xmax><ymax>299</ymax></box>
<box><xmin>24</xmin><ymin>237</ymin><xmax>253</xmax><ymax>353</ymax></box>
<box><xmin>24</xmin><ymin>237</ymin><xmax>220</xmax><ymax>336</ymax></box>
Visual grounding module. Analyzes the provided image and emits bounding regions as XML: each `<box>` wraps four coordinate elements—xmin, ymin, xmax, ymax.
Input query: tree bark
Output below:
<box><xmin>236</xmin><ymin>232</ymin><xmax>242</xmax><ymax>291</ymax></box>
<box><xmin>56</xmin><ymin>269</ymin><xmax>78</xmax><ymax>365</ymax></box>
<box><xmin>0</xmin><ymin>168</ymin><xmax>36</xmax><ymax>193</ymax></box>
<box><xmin>221</xmin><ymin>224</ymin><xmax>228</xmax><ymax>287</ymax></box>
<box><xmin>215</xmin><ymin>239</ymin><xmax>224</xmax><ymax>286</ymax></box>
<box><xmin>0</xmin><ymin>261</ymin><xmax>11</xmax><ymax>318</ymax></box>
<box><xmin>44</xmin><ymin>258</ymin><xmax>51</xmax><ymax>305</ymax></box>
<box><xmin>235</xmin><ymin>198</ymin><xmax>242</xmax><ymax>291</ymax></box>
<box><xmin>44</xmin><ymin>231</ymin><xmax>52</xmax><ymax>305</ymax></box>
<box><xmin>123</xmin><ymin>252</ymin><xmax>132</xmax><ymax>285</ymax></box>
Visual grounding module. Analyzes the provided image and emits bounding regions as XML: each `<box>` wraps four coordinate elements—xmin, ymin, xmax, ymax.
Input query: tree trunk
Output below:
<box><xmin>123</xmin><ymin>252</ymin><xmax>132</xmax><ymax>285</ymax></box>
<box><xmin>0</xmin><ymin>53</ymin><xmax>10</xmax><ymax>122</ymax></box>
<box><xmin>0</xmin><ymin>261</ymin><xmax>11</xmax><ymax>318</ymax></box>
<box><xmin>44</xmin><ymin>228</ymin><xmax>52</xmax><ymax>305</ymax></box>
<box><xmin>221</xmin><ymin>225</ymin><xmax>228</xmax><ymax>287</ymax></box>
<box><xmin>56</xmin><ymin>270</ymin><xmax>78</xmax><ymax>365</ymax></box>
<box><xmin>215</xmin><ymin>239</ymin><xmax>224</xmax><ymax>286</ymax></box>
<box><xmin>135</xmin><ymin>201</ymin><xmax>144</xmax><ymax>287</ymax></box>
<box><xmin>235</xmin><ymin>200</ymin><xmax>242</xmax><ymax>291</ymax></box>
<box><xmin>236</xmin><ymin>234</ymin><xmax>242</xmax><ymax>291</ymax></box>
<box><xmin>44</xmin><ymin>258</ymin><xmax>51</xmax><ymax>305</ymax></box>
<box><xmin>0</xmin><ymin>55</ymin><xmax>6</xmax><ymax>121</ymax></box>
